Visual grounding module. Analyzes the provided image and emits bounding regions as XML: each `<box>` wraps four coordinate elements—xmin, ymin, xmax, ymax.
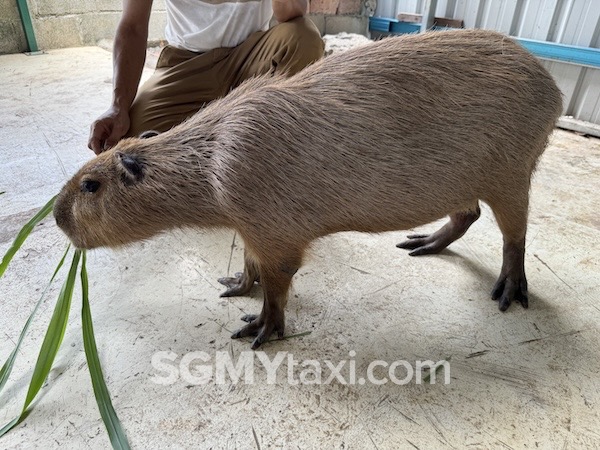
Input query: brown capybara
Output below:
<box><xmin>54</xmin><ymin>29</ymin><xmax>563</xmax><ymax>349</ymax></box>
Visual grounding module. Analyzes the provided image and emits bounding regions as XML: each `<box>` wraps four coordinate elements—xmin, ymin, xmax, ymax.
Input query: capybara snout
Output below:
<box><xmin>55</xmin><ymin>29</ymin><xmax>563</xmax><ymax>348</ymax></box>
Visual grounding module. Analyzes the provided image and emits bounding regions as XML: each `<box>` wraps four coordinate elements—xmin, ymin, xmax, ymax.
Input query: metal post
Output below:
<box><xmin>16</xmin><ymin>0</ymin><xmax>40</xmax><ymax>54</ymax></box>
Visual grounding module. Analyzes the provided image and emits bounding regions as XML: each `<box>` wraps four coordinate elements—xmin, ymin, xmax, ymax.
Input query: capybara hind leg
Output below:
<box><xmin>489</xmin><ymin>199</ymin><xmax>529</xmax><ymax>311</ymax></box>
<box><xmin>218</xmin><ymin>250</ymin><xmax>259</xmax><ymax>297</ymax></box>
<box><xmin>397</xmin><ymin>203</ymin><xmax>481</xmax><ymax>256</ymax></box>
<box><xmin>231</xmin><ymin>255</ymin><xmax>301</xmax><ymax>349</ymax></box>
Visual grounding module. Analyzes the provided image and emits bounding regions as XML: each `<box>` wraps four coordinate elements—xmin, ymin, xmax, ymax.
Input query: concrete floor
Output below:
<box><xmin>0</xmin><ymin>46</ymin><xmax>599</xmax><ymax>450</ymax></box>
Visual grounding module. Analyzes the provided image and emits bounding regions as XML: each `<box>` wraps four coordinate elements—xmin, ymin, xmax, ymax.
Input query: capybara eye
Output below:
<box><xmin>81</xmin><ymin>180</ymin><xmax>101</xmax><ymax>193</ymax></box>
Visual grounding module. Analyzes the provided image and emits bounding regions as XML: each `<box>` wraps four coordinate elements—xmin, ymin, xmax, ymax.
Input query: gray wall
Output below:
<box><xmin>375</xmin><ymin>0</ymin><xmax>600</xmax><ymax>124</ymax></box>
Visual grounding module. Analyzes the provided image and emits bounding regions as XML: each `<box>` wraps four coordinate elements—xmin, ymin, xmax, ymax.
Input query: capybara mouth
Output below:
<box><xmin>54</xmin><ymin>219</ymin><xmax>91</xmax><ymax>249</ymax></box>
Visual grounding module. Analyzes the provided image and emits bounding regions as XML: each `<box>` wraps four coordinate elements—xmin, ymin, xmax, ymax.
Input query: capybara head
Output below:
<box><xmin>54</xmin><ymin>131</ymin><xmax>219</xmax><ymax>249</ymax></box>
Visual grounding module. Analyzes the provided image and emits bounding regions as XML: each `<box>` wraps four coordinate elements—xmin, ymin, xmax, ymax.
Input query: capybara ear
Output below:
<box><xmin>115</xmin><ymin>151</ymin><xmax>144</xmax><ymax>184</ymax></box>
<box><xmin>139</xmin><ymin>130</ymin><xmax>160</xmax><ymax>139</ymax></box>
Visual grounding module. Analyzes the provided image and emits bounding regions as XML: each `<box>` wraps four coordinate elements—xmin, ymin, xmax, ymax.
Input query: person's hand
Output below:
<box><xmin>88</xmin><ymin>106</ymin><xmax>131</xmax><ymax>154</ymax></box>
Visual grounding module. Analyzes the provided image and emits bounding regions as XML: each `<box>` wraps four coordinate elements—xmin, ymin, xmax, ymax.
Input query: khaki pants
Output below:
<box><xmin>127</xmin><ymin>17</ymin><xmax>324</xmax><ymax>136</ymax></box>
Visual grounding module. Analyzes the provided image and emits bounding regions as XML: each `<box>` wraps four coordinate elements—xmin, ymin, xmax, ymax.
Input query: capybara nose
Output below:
<box><xmin>53</xmin><ymin>194</ymin><xmax>69</xmax><ymax>232</ymax></box>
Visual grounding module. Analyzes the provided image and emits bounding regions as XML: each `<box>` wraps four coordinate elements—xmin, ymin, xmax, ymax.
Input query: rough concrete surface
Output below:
<box><xmin>0</xmin><ymin>41</ymin><xmax>599</xmax><ymax>450</ymax></box>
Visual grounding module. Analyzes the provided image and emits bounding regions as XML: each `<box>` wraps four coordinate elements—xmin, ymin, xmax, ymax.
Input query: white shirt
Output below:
<box><xmin>165</xmin><ymin>0</ymin><xmax>274</xmax><ymax>52</ymax></box>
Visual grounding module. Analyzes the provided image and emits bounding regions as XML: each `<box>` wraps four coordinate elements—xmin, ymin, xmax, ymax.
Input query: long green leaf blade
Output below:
<box><xmin>0</xmin><ymin>244</ymin><xmax>71</xmax><ymax>396</ymax></box>
<box><xmin>0</xmin><ymin>196</ymin><xmax>56</xmax><ymax>278</ymax></box>
<box><xmin>0</xmin><ymin>249</ymin><xmax>80</xmax><ymax>438</ymax></box>
<box><xmin>23</xmin><ymin>249</ymin><xmax>80</xmax><ymax>406</ymax></box>
<box><xmin>80</xmin><ymin>251</ymin><xmax>131</xmax><ymax>450</ymax></box>
<box><xmin>0</xmin><ymin>417</ymin><xmax>20</xmax><ymax>437</ymax></box>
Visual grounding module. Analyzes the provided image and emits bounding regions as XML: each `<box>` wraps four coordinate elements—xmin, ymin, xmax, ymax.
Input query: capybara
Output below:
<box><xmin>54</xmin><ymin>29</ymin><xmax>563</xmax><ymax>349</ymax></box>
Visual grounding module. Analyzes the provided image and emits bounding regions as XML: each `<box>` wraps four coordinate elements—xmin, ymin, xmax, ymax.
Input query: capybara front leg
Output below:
<box><xmin>397</xmin><ymin>204</ymin><xmax>481</xmax><ymax>256</ymax></box>
<box><xmin>218</xmin><ymin>250</ymin><xmax>259</xmax><ymax>297</ymax></box>
<box><xmin>489</xmin><ymin>196</ymin><xmax>530</xmax><ymax>311</ymax></box>
<box><xmin>231</xmin><ymin>258</ymin><xmax>299</xmax><ymax>349</ymax></box>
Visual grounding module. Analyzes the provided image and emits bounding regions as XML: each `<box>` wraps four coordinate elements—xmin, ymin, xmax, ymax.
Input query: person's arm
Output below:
<box><xmin>88</xmin><ymin>0</ymin><xmax>153</xmax><ymax>154</ymax></box>
<box><xmin>272</xmin><ymin>0</ymin><xmax>307</xmax><ymax>23</ymax></box>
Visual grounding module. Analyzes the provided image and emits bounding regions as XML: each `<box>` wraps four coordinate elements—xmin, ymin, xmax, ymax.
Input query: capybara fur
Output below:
<box><xmin>55</xmin><ymin>29</ymin><xmax>563</xmax><ymax>348</ymax></box>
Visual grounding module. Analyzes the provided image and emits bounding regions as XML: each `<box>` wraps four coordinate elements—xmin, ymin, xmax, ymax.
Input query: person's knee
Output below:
<box><xmin>288</xmin><ymin>16</ymin><xmax>324</xmax><ymax>59</ymax></box>
<box><xmin>284</xmin><ymin>16</ymin><xmax>323</xmax><ymax>45</ymax></box>
<box><xmin>273</xmin><ymin>17</ymin><xmax>324</xmax><ymax>72</ymax></box>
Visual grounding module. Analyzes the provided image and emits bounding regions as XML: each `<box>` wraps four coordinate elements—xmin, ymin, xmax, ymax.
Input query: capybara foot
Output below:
<box><xmin>218</xmin><ymin>272</ymin><xmax>257</xmax><ymax>297</ymax></box>
<box><xmin>231</xmin><ymin>314</ymin><xmax>285</xmax><ymax>350</ymax></box>
<box><xmin>491</xmin><ymin>275</ymin><xmax>528</xmax><ymax>311</ymax></box>
<box><xmin>397</xmin><ymin>207</ymin><xmax>480</xmax><ymax>256</ymax></box>
<box><xmin>396</xmin><ymin>233</ymin><xmax>450</xmax><ymax>256</ymax></box>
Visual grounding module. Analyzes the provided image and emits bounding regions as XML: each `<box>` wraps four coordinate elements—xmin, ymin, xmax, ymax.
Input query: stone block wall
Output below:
<box><xmin>308</xmin><ymin>0</ymin><xmax>371</xmax><ymax>36</ymax></box>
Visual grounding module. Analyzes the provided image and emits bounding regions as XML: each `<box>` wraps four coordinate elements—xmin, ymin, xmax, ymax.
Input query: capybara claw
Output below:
<box><xmin>241</xmin><ymin>314</ymin><xmax>259</xmax><ymax>323</ymax></box>
<box><xmin>217</xmin><ymin>272</ymin><xmax>243</xmax><ymax>288</ymax></box>
<box><xmin>491</xmin><ymin>276</ymin><xmax>529</xmax><ymax>311</ymax></box>
<box><xmin>230</xmin><ymin>314</ymin><xmax>284</xmax><ymax>349</ymax></box>
<box><xmin>397</xmin><ymin>234</ymin><xmax>446</xmax><ymax>256</ymax></box>
<box><xmin>231</xmin><ymin>329</ymin><xmax>243</xmax><ymax>339</ymax></box>
<box><xmin>251</xmin><ymin>328</ymin><xmax>284</xmax><ymax>350</ymax></box>
<box><xmin>218</xmin><ymin>272</ymin><xmax>254</xmax><ymax>297</ymax></box>
<box><xmin>219</xmin><ymin>286</ymin><xmax>245</xmax><ymax>298</ymax></box>
<box><xmin>251</xmin><ymin>336</ymin><xmax>266</xmax><ymax>350</ymax></box>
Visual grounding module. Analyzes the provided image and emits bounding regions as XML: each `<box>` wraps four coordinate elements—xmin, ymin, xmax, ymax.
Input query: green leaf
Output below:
<box><xmin>0</xmin><ymin>416</ymin><xmax>21</xmax><ymax>437</ymax></box>
<box><xmin>271</xmin><ymin>330</ymin><xmax>312</xmax><ymax>342</ymax></box>
<box><xmin>0</xmin><ymin>244</ymin><xmax>71</xmax><ymax>396</ymax></box>
<box><xmin>0</xmin><ymin>196</ymin><xmax>56</xmax><ymax>279</ymax></box>
<box><xmin>0</xmin><ymin>249</ymin><xmax>80</xmax><ymax>438</ymax></box>
<box><xmin>0</xmin><ymin>192</ymin><xmax>5</xmax><ymax>196</ymax></box>
<box><xmin>80</xmin><ymin>251</ymin><xmax>131</xmax><ymax>450</ymax></box>
<box><xmin>24</xmin><ymin>249</ymin><xmax>80</xmax><ymax>406</ymax></box>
